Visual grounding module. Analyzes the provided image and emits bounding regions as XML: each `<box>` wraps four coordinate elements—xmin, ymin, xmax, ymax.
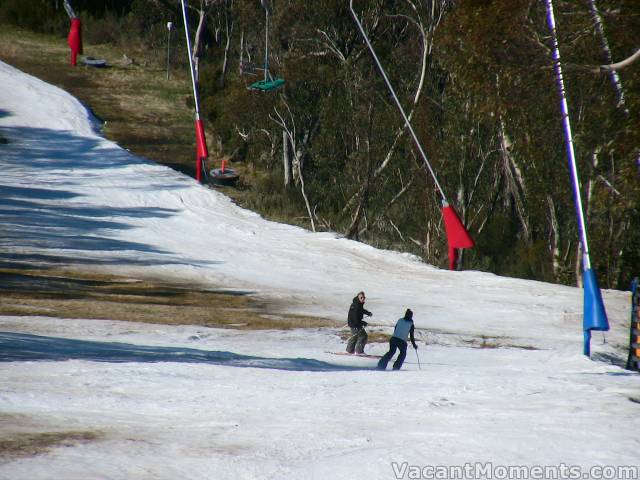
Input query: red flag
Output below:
<box><xmin>67</xmin><ymin>18</ymin><xmax>83</xmax><ymax>66</ymax></box>
<box><xmin>194</xmin><ymin>119</ymin><xmax>208</xmax><ymax>182</ymax></box>
<box><xmin>442</xmin><ymin>204</ymin><xmax>474</xmax><ymax>270</ymax></box>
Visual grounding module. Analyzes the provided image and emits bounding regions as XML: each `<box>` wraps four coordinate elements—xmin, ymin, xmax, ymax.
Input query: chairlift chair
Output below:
<box><xmin>248</xmin><ymin>0</ymin><xmax>284</xmax><ymax>92</ymax></box>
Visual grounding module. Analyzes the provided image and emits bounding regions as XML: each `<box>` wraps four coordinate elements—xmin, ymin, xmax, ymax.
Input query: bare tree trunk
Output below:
<box><xmin>341</xmin><ymin>4</ymin><xmax>433</xmax><ymax>218</ymax></box>
<box><xmin>498</xmin><ymin>115</ymin><xmax>530</xmax><ymax>243</ymax></box>
<box><xmin>271</xmin><ymin>106</ymin><xmax>317</xmax><ymax>232</ymax></box>
<box><xmin>358</xmin><ymin>174</ymin><xmax>416</xmax><ymax>238</ymax></box>
<box><xmin>218</xmin><ymin>4</ymin><xmax>233</xmax><ymax>88</ymax></box>
<box><xmin>595</xmin><ymin>48</ymin><xmax>640</xmax><ymax>73</ymax></box>
<box><xmin>191</xmin><ymin>1</ymin><xmax>211</xmax><ymax>85</ymax></box>
<box><xmin>612</xmin><ymin>220</ymin><xmax>629</xmax><ymax>287</ymax></box>
<box><xmin>346</xmin><ymin>104</ymin><xmax>376</xmax><ymax>239</ymax></box>
<box><xmin>283</xmin><ymin>130</ymin><xmax>291</xmax><ymax>187</ymax></box>
<box><xmin>588</xmin><ymin>0</ymin><xmax>628</xmax><ymax>111</ymax></box>
<box><xmin>469</xmin><ymin>151</ymin><xmax>503</xmax><ymax>237</ymax></box>
<box><xmin>547</xmin><ymin>195</ymin><xmax>561</xmax><ymax>279</ymax></box>
<box><xmin>586</xmin><ymin>148</ymin><xmax>600</xmax><ymax>221</ymax></box>
<box><xmin>575</xmin><ymin>242</ymin><xmax>583</xmax><ymax>287</ymax></box>
<box><xmin>346</xmin><ymin>197</ymin><xmax>366</xmax><ymax>239</ymax></box>
<box><xmin>296</xmin><ymin>151</ymin><xmax>316</xmax><ymax>232</ymax></box>
<box><xmin>588</xmin><ymin>0</ymin><xmax>640</xmax><ymax>179</ymax></box>
<box><xmin>239</xmin><ymin>28</ymin><xmax>245</xmax><ymax>73</ymax></box>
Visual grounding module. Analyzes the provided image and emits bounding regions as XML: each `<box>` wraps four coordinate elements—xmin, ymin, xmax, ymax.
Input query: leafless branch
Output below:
<box><xmin>593</xmin><ymin>48</ymin><xmax>640</xmax><ymax>73</ymax></box>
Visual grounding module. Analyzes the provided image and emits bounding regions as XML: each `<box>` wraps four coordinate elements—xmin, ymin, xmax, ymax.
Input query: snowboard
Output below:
<box><xmin>326</xmin><ymin>351</ymin><xmax>381</xmax><ymax>359</ymax></box>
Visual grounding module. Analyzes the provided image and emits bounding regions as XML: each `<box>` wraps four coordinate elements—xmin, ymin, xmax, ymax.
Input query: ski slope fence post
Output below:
<box><xmin>180</xmin><ymin>0</ymin><xmax>208</xmax><ymax>183</ymax></box>
<box><xmin>625</xmin><ymin>277</ymin><xmax>640</xmax><ymax>371</ymax></box>
<box><xmin>64</xmin><ymin>1</ymin><xmax>81</xmax><ymax>67</ymax></box>
<box><xmin>544</xmin><ymin>0</ymin><xmax>609</xmax><ymax>356</ymax></box>
<box><xmin>67</xmin><ymin>18</ymin><xmax>82</xmax><ymax>67</ymax></box>
<box><xmin>166</xmin><ymin>22</ymin><xmax>174</xmax><ymax>81</ymax></box>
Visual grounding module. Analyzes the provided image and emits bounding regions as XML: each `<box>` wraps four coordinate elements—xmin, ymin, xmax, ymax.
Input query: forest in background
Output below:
<box><xmin>1</xmin><ymin>0</ymin><xmax>638</xmax><ymax>289</ymax></box>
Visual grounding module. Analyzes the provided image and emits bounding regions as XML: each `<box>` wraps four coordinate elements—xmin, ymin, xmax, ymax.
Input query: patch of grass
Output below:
<box><xmin>0</xmin><ymin>29</ymin><xmax>342</xmax><ymax>334</ymax></box>
<box><xmin>338</xmin><ymin>329</ymin><xmax>390</xmax><ymax>344</ymax></box>
<box><xmin>0</xmin><ymin>431</ymin><xmax>102</xmax><ymax>461</ymax></box>
<box><xmin>460</xmin><ymin>335</ymin><xmax>540</xmax><ymax>351</ymax></box>
<box><xmin>422</xmin><ymin>329</ymin><xmax>542</xmax><ymax>351</ymax></box>
<box><xmin>0</xmin><ymin>267</ymin><xmax>340</xmax><ymax>330</ymax></box>
<box><xmin>0</xmin><ymin>26</ymin><xmax>311</xmax><ymax>231</ymax></box>
<box><xmin>0</xmin><ymin>26</ymin><xmax>196</xmax><ymax>174</ymax></box>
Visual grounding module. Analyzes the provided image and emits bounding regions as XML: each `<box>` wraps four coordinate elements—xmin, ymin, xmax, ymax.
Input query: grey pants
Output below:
<box><xmin>346</xmin><ymin>327</ymin><xmax>368</xmax><ymax>354</ymax></box>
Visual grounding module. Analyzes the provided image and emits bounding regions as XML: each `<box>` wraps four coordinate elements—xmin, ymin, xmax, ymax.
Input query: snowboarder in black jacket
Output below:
<box><xmin>346</xmin><ymin>291</ymin><xmax>372</xmax><ymax>354</ymax></box>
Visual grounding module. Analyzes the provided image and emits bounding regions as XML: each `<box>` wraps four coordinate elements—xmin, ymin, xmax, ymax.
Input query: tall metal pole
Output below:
<box><xmin>349</xmin><ymin>0</ymin><xmax>447</xmax><ymax>203</ymax></box>
<box><xmin>180</xmin><ymin>0</ymin><xmax>202</xmax><ymax>119</ymax></box>
<box><xmin>264</xmin><ymin>10</ymin><xmax>269</xmax><ymax>82</ymax></box>
<box><xmin>180</xmin><ymin>0</ymin><xmax>207</xmax><ymax>182</ymax></box>
<box><xmin>546</xmin><ymin>0</ymin><xmax>609</xmax><ymax>357</ymax></box>
<box><xmin>63</xmin><ymin>0</ymin><xmax>77</xmax><ymax>18</ymax></box>
<box><xmin>166</xmin><ymin>22</ymin><xmax>173</xmax><ymax>81</ymax></box>
<box><xmin>545</xmin><ymin>0</ymin><xmax>591</xmax><ymax>271</ymax></box>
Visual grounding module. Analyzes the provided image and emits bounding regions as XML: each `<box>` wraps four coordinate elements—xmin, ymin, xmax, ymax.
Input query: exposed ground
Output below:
<box><xmin>0</xmin><ymin>27</ymin><xmax>638</xmax><ymax>478</ymax></box>
<box><xmin>0</xmin><ymin>27</ymin><xmax>292</xmax><ymax>464</ymax></box>
<box><xmin>0</xmin><ymin>28</ymin><xmax>336</xmax><ymax>330</ymax></box>
<box><xmin>0</xmin><ymin>267</ymin><xmax>341</xmax><ymax>330</ymax></box>
<box><xmin>0</xmin><ymin>418</ymin><xmax>101</xmax><ymax>463</ymax></box>
<box><xmin>0</xmin><ymin>264</ymin><xmax>345</xmax><ymax>459</ymax></box>
<box><xmin>0</xmin><ymin>27</ymin><xmax>196</xmax><ymax>176</ymax></box>
<box><xmin>0</xmin><ymin>26</ymin><xmax>279</xmax><ymax>220</ymax></box>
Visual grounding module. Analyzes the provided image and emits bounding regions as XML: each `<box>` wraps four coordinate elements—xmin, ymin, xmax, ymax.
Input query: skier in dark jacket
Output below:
<box><xmin>345</xmin><ymin>291</ymin><xmax>372</xmax><ymax>354</ymax></box>
<box><xmin>377</xmin><ymin>309</ymin><xmax>418</xmax><ymax>370</ymax></box>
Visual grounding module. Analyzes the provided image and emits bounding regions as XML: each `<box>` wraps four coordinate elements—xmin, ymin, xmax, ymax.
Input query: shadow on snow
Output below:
<box><xmin>0</xmin><ymin>123</ymin><xmax>217</xmax><ymax>269</ymax></box>
<box><xmin>0</xmin><ymin>332</ymin><xmax>368</xmax><ymax>372</ymax></box>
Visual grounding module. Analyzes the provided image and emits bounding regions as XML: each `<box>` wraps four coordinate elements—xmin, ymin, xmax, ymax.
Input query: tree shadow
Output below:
<box><xmin>0</xmin><ymin>332</ymin><xmax>367</xmax><ymax>372</ymax></box>
<box><xmin>1</xmin><ymin>124</ymin><xmax>155</xmax><ymax>172</ymax></box>
<box><xmin>0</xmin><ymin>122</ymin><xmax>218</xmax><ymax>269</ymax></box>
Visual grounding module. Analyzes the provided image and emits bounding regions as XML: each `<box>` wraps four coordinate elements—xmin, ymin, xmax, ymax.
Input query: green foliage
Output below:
<box><xmin>0</xmin><ymin>0</ymin><xmax>64</xmax><ymax>33</ymax></box>
<box><xmin>433</xmin><ymin>0</ymin><xmax>639</xmax><ymax>287</ymax></box>
<box><xmin>9</xmin><ymin>0</ymin><xmax>638</xmax><ymax>288</ymax></box>
<box><xmin>196</xmin><ymin>0</ymin><xmax>639</xmax><ymax>288</ymax></box>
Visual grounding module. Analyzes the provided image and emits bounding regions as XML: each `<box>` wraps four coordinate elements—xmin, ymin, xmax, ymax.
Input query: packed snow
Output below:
<box><xmin>0</xmin><ymin>60</ymin><xmax>638</xmax><ymax>480</ymax></box>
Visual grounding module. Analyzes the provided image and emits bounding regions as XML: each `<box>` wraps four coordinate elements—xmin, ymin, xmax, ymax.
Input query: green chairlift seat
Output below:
<box><xmin>249</xmin><ymin>77</ymin><xmax>285</xmax><ymax>92</ymax></box>
<box><xmin>245</xmin><ymin>0</ymin><xmax>284</xmax><ymax>93</ymax></box>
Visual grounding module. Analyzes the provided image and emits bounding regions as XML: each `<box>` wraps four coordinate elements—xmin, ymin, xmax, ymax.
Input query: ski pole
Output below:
<box><xmin>415</xmin><ymin>347</ymin><xmax>421</xmax><ymax>370</ymax></box>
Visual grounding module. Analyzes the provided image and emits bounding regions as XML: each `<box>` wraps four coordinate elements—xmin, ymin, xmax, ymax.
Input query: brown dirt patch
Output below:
<box><xmin>0</xmin><ymin>431</ymin><xmax>101</xmax><ymax>461</ymax></box>
<box><xmin>0</xmin><ymin>267</ymin><xmax>339</xmax><ymax>330</ymax></box>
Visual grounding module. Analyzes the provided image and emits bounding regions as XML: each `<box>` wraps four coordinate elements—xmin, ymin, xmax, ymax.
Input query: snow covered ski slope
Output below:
<box><xmin>0</xmin><ymin>60</ymin><xmax>639</xmax><ymax>480</ymax></box>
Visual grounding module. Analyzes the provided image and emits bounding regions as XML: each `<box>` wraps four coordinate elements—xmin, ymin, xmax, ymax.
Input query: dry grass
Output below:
<box><xmin>0</xmin><ymin>26</ymin><xmax>300</xmax><ymax>230</ymax></box>
<box><xmin>0</xmin><ymin>28</ymin><xmax>343</xmax><ymax>334</ymax></box>
<box><xmin>460</xmin><ymin>336</ymin><xmax>540</xmax><ymax>350</ymax></box>
<box><xmin>338</xmin><ymin>329</ymin><xmax>390</xmax><ymax>344</ymax></box>
<box><xmin>0</xmin><ymin>267</ymin><xmax>340</xmax><ymax>330</ymax></box>
<box><xmin>0</xmin><ymin>413</ymin><xmax>102</xmax><ymax>461</ymax></box>
<box><xmin>0</xmin><ymin>27</ymin><xmax>196</xmax><ymax>175</ymax></box>
<box><xmin>0</xmin><ymin>431</ymin><xmax>102</xmax><ymax>461</ymax></box>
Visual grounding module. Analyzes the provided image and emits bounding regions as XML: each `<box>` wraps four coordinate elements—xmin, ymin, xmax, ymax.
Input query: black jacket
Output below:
<box><xmin>347</xmin><ymin>297</ymin><xmax>371</xmax><ymax>329</ymax></box>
